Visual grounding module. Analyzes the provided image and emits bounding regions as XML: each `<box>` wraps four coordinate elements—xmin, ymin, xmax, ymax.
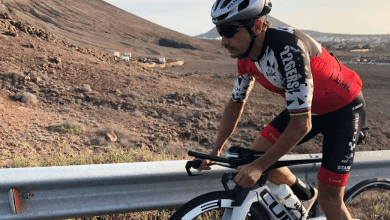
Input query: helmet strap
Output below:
<box><xmin>238</xmin><ymin>23</ymin><xmax>258</xmax><ymax>59</ymax></box>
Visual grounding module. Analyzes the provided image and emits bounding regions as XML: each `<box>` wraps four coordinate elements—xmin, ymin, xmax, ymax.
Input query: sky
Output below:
<box><xmin>103</xmin><ymin>0</ymin><xmax>390</xmax><ymax>37</ymax></box>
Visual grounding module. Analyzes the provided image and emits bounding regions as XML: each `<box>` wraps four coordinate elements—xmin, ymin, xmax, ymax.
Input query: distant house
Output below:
<box><xmin>113</xmin><ymin>52</ymin><xmax>120</xmax><ymax>57</ymax></box>
<box><xmin>350</xmin><ymin>49</ymin><xmax>370</xmax><ymax>53</ymax></box>
<box><xmin>122</xmin><ymin>56</ymin><xmax>130</xmax><ymax>61</ymax></box>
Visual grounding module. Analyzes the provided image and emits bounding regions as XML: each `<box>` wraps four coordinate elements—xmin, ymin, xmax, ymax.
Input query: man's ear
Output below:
<box><xmin>252</xmin><ymin>19</ymin><xmax>264</xmax><ymax>35</ymax></box>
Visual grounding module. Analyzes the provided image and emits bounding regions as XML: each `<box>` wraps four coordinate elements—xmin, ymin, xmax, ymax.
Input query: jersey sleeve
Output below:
<box><xmin>231</xmin><ymin>73</ymin><xmax>255</xmax><ymax>103</ymax></box>
<box><xmin>275</xmin><ymin>29</ymin><xmax>314</xmax><ymax>116</ymax></box>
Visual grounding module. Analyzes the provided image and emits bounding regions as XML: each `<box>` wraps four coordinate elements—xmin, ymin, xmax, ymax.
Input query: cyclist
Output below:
<box><xmin>198</xmin><ymin>0</ymin><xmax>367</xmax><ymax>219</ymax></box>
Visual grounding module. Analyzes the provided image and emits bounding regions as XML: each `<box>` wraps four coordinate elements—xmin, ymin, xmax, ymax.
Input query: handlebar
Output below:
<box><xmin>188</xmin><ymin>151</ymin><xmax>241</xmax><ymax>165</ymax></box>
<box><xmin>185</xmin><ymin>147</ymin><xmax>322</xmax><ymax>177</ymax></box>
<box><xmin>186</xmin><ymin>148</ymin><xmax>264</xmax><ymax>176</ymax></box>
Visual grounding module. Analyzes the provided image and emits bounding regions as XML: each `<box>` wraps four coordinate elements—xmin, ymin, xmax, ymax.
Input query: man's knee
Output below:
<box><xmin>317</xmin><ymin>181</ymin><xmax>345</xmax><ymax>206</ymax></box>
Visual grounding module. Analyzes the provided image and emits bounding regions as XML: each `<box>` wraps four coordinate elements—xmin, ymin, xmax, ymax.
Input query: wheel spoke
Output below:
<box><xmin>169</xmin><ymin>191</ymin><xmax>270</xmax><ymax>220</ymax></box>
<box><xmin>346</xmin><ymin>183</ymin><xmax>390</xmax><ymax>220</ymax></box>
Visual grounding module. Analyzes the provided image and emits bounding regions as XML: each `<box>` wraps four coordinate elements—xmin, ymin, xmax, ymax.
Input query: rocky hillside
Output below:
<box><xmin>0</xmin><ymin>0</ymin><xmax>389</xmax><ymax>169</ymax></box>
<box><xmin>0</xmin><ymin>0</ymin><xmax>226</xmax><ymax>59</ymax></box>
<box><xmin>0</xmin><ymin>7</ymin><xmax>263</xmax><ymax>165</ymax></box>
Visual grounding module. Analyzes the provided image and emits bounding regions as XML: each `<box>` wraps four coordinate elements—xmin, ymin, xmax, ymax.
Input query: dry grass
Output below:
<box><xmin>72</xmin><ymin>210</ymin><xmax>175</xmax><ymax>220</ymax></box>
<box><xmin>7</xmin><ymin>141</ymin><xmax>181</xmax><ymax>168</ymax></box>
<box><xmin>346</xmin><ymin>189</ymin><xmax>390</xmax><ymax>220</ymax></box>
<box><xmin>1</xmin><ymin>141</ymin><xmax>186</xmax><ymax>220</ymax></box>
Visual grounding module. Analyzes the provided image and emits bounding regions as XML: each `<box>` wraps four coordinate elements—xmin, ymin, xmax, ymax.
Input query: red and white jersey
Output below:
<box><xmin>231</xmin><ymin>27</ymin><xmax>363</xmax><ymax>116</ymax></box>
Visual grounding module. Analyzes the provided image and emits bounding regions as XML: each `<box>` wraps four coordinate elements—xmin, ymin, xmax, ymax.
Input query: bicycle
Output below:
<box><xmin>169</xmin><ymin>146</ymin><xmax>390</xmax><ymax>220</ymax></box>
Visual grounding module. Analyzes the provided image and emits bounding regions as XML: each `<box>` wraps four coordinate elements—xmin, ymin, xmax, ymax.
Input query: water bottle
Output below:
<box><xmin>272</xmin><ymin>184</ymin><xmax>308</xmax><ymax>220</ymax></box>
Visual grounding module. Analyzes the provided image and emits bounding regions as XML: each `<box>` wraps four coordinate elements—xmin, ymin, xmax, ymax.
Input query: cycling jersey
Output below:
<box><xmin>230</xmin><ymin>27</ymin><xmax>366</xmax><ymax>187</ymax></box>
<box><xmin>231</xmin><ymin>27</ymin><xmax>363</xmax><ymax>116</ymax></box>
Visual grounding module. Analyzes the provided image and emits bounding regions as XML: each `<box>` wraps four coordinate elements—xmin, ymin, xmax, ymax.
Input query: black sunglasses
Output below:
<box><xmin>216</xmin><ymin>24</ymin><xmax>245</xmax><ymax>38</ymax></box>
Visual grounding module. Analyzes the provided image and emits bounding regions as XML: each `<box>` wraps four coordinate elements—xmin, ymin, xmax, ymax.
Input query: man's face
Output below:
<box><xmin>217</xmin><ymin>22</ymin><xmax>251</xmax><ymax>58</ymax></box>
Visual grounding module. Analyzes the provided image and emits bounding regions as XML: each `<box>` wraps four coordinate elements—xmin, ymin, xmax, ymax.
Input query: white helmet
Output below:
<box><xmin>211</xmin><ymin>0</ymin><xmax>272</xmax><ymax>25</ymax></box>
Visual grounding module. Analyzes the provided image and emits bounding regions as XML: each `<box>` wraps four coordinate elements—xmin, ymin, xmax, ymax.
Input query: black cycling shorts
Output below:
<box><xmin>260</xmin><ymin>92</ymin><xmax>367</xmax><ymax>186</ymax></box>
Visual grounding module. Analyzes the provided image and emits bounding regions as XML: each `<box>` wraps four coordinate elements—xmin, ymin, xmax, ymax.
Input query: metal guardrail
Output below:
<box><xmin>0</xmin><ymin>150</ymin><xmax>389</xmax><ymax>219</ymax></box>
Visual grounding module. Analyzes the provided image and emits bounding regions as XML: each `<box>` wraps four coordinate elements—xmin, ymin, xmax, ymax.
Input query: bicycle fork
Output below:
<box><xmin>220</xmin><ymin>172</ymin><xmax>297</xmax><ymax>220</ymax></box>
<box><xmin>220</xmin><ymin>189</ymin><xmax>255</xmax><ymax>220</ymax></box>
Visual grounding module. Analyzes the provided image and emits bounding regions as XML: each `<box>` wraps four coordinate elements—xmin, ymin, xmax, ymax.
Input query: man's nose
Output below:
<box><xmin>221</xmin><ymin>37</ymin><xmax>229</xmax><ymax>46</ymax></box>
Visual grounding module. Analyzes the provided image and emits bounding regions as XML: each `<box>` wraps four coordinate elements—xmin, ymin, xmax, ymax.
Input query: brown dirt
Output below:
<box><xmin>0</xmin><ymin>0</ymin><xmax>389</xmax><ymax>168</ymax></box>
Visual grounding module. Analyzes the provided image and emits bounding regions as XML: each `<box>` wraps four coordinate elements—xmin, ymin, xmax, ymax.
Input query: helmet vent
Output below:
<box><xmin>216</xmin><ymin>12</ymin><xmax>229</xmax><ymax>21</ymax></box>
<box><xmin>260</xmin><ymin>1</ymin><xmax>272</xmax><ymax>15</ymax></box>
<box><xmin>214</xmin><ymin>0</ymin><xmax>222</xmax><ymax>11</ymax></box>
<box><xmin>221</xmin><ymin>0</ymin><xmax>233</xmax><ymax>9</ymax></box>
<box><xmin>238</xmin><ymin>0</ymin><xmax>250</xmax><ymax>11</ymax></box>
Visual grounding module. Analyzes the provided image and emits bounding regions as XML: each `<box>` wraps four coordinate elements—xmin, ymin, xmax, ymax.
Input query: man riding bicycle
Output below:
<box><xmin>197</xmin><ymin>0</ymin><xmax>367</xmax><ymax>219</ymax></box>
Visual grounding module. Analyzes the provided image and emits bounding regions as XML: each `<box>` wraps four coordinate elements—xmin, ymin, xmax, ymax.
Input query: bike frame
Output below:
<box><xmin>226</xmin><ymin>185</ymin><xmax>296</xmax><ymax>220</ymax></box>
<box><xmin>220</xmin><ymin>183</ymin><xmax>329</xmax><ymax>220</ymax></box>
<box><xmin>181</xmin><ymin>148</ymin><xmax>365</xmax><ymax>220</ymax></box>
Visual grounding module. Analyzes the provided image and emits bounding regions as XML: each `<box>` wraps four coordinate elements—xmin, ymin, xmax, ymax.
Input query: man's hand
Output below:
<box><xmin>197</xmin><ymin>159</ymin><xmax>215</xmax><ymax>171</ymax></box>
<box><xmin>234</xmin><ymin>163</ymin><xmax>264</xmax><ymax>188</ymax></box>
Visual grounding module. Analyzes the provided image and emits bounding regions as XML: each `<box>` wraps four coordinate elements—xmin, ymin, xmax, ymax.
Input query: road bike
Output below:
<box><xmin>169</xmin><ymin>146</ymin><xmax>390</xmax><ymax>220</ymax></box>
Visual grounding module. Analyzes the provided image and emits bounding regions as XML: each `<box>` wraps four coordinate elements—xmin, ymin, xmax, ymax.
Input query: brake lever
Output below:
<box><xmin>221</xmin><ymin>172</ymin><xmax>238</xmax><ymax>191</ymax></box>
<box><xmin>185</xmin><ymin>160</ymin><xmax>203</xmax><ymax>176</ymax></box>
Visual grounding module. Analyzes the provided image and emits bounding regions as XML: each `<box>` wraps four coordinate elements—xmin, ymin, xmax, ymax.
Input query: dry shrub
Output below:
<box><xmin>48</xmin><ymin>121</ymin><xmax>85</xmax><ymax>134</ymax></box>
<box><xmin>20</xmin><ymin>92</ymin><xmax>39</xmax><ymax>104</ymax></box>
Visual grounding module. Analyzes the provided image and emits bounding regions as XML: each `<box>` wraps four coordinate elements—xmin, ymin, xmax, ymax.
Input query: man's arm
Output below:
<box><xmin>197</xmin><ymin>100</ymin><xmax>246</xmax><ymax>171</ymax></box>
<box><xmin>212</xmin><ymin>73</ymin><xmax>255</xmax><ymax>156</ymax></box>
<box><xmin>234</xmin><ymin>113</ymin><xmax>312</xmax><ymax>187</ymax></box>
<box><xmin>198</xmin><ymin>73</ymin><xmax>255</xmax><ymax>170</ymax></box>
<box><xmin>211</xmin><ymin>100</ymin><xmax>246</xmax><ymax>156</ymax></box>
<box><xmin>254</xmin><ymin>113</ymin><xmax>312</xmax><ymax>171</ymax></box>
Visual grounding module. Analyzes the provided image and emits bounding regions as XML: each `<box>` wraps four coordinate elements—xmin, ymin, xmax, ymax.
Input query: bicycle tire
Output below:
<box><xmin>169</xmin><ymin>191</ymin><xmax>271</xmax><ymax>220</ymax></box>
<box><xmin>344</xmin><ymin>178</ymin><xmax>390</xmax><ymax>220</ymax></box>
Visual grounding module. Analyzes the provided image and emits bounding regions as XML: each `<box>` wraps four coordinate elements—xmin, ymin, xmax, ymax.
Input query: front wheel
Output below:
<box><xmin>169</xmin><ymin>191</ymin><xmax>271</xmax><ymax>220</ymax></box>
<box><xmin>344</xmin><ymin>178</ymin><xmax>390</xmax><ymax>220</ymax></box>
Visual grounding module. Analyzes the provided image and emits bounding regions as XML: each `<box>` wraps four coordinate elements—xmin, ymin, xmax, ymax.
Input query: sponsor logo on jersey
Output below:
<box><xmin>266</xmin><ymin>70</ymin><xmax>277</xmax><ymax>77</ymax></box>
<box><xmin>280</xmin><ymin>45</ymin><xmax>302</xmax><ymax>93</ymax></box>
<box><xmin>337</xmin><ymin>165</ymin><xmax>351</xmax><ymax>172</ymax></box>
<box><xmin>349</xmin><ymin>114</ymin><xmax>360</xmax><ymax>151</ymax></box>
<box><xmin>341</xmin><ymin>153</ymin><xmax>354</xmax><ymax>164</ymax></box>
<box><xmin>265</xmin><ymin>58</ymin><xmax>277</xmax><ymax>77</ymax></box>
<box><xmin>328</xmin><ymin>177</ymin><xmax>342</xmax><ymax>184</ymax></box>
<box><xmin>329</xmin><ymin>72</ymin><xmax>352</xmax><ymax>92</ymax></box>
<box><xmin>352</xmin><ymin>103</ymin><xmax>363</xmax><ymax>111</ymax></box>
<box><xmin>257</xmin><ymin>47</ymin><xmax>280</xmax><ymax>81</ymax></box>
